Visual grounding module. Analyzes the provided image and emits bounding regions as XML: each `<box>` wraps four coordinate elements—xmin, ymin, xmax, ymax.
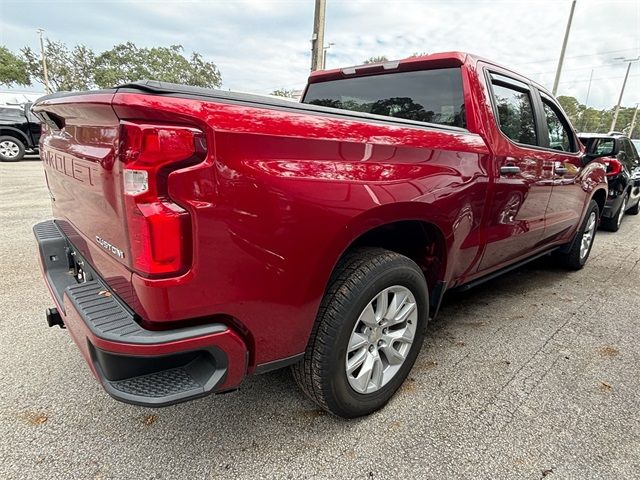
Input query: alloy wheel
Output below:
<box><xmin>0</xmin><ymin>140</ymin><xmax>20</xmax><ymax>159</ymax></box>
<box><xmin>345</xmin><ymin>285</ymin><xmax>417</xmax><ymax>394</ymax></box>
<box><xmin>580</xmin><ymin>211</ymin><xmax>597</xmax><ymax>260</ymax></box>
<box><xmin>617</xmin><ymin>196</ymin><xmax>628</xmax><ymax>228</ymax></box>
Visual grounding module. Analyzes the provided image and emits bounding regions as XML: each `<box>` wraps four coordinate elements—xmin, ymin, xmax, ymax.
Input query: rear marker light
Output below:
<box><xmin>120</xmin><ymin>121</ymin><xmax>205</xmax><ymax>276</ymax></box>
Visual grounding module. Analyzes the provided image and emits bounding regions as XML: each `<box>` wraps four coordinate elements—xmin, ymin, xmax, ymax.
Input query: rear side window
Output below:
<box><xmin>541</xmin><ymin>98</ymin><xmax>576</xmax><ymax>152</ymax></box>
<box><xmin>620</xmin><ymin>139</ymin><xmax>638</xmax><ymax>168</ymax></box>
<box><xmin>490</xmin><ymin>81</ymin><xmax>537</xmax><ymax>146</ymax></box>
<box><xmin>303</xmin><ymin>68</ymin><xmax>466</xmax><ymax>128</ymax></box>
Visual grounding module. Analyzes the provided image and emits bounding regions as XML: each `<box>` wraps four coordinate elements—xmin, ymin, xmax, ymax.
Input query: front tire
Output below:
<box><xmin>292</xmin><ymin>248</ymin><xmax>428</xmax><ymax>418</ymax></box>
<box><xmin>555</xmin><ymin>200</ymin><xmax>599</xmax><ymax>270</ymax></box>
<box><xmin>0</xmin><ymin>136</ymin><xmax>26</xmax><ymax>162</ymax></box>
<box><xmin>601</xmin><ymin>193</ymin><xmax>628</xmax><ymax>232</ymax></box>
<box><xmin>626</xmin><ymin>197</ymin><xmax>639</xmax><ymax>215</ymax></box>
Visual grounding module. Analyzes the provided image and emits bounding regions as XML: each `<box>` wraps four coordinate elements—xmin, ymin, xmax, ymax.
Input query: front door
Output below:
<box><xmin>535</xmin><ymin>92</ymin><xmax>584</xmax><ymax>243</ymax></box>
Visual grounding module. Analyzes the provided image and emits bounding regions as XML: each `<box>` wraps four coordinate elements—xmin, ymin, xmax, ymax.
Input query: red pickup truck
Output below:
<box><xmin>32</xmin><ymin>52</ymin><xmax>607</xmax><ymax>418</ymax></box>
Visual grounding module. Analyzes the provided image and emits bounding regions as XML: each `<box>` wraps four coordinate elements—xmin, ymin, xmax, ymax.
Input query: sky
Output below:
<box><xmin>0</xmin><ymin>0</ymin><xmax>638</xmax><ymax>109</ymax></box>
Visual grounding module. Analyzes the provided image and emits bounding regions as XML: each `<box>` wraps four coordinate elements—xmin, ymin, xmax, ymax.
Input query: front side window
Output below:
<box><xmin>542</xmin><ymin>99</ymin><xmax>575</xmax><ymax>152</ymax></box>
<box><xmin>490</xmin><ymin>82</ymin><xmax>537</xmax><ymax>146</ymax></box>
<box><xmin>303</xmin><ymin>67</ymin><xmax>466</xmax><ymax>128</ymax></box>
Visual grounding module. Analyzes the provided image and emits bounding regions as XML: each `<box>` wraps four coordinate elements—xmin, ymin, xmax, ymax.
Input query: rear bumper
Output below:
<box><xmin>33</xmin><ymin>220</ymin><xmax>248</xmax><ymax>407</ymax></box>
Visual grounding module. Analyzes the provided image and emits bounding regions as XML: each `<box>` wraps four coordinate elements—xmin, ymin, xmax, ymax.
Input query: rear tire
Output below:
<box><xmin>555</xmin><ymin>200</ymin><xmax>599</xmax><ymax>270</ymax></box>
<box><xmin>627</xmin><ymin>197</ymin><xmax>639</xmax><ymax>215</ymax></box>
<box><xmin>601</xmin><ymin>193</ymin><xmax>628</xmax><ymax>232</ymax></box>
<box><xmin>292</xmin><ymin>248</ymin><xmax>428</xmax><ymax>418</ymax></box>
<box><xmin>0</xmin><ymin>136</ymin><xmax>25</xmax><ymax>162</ymax></box>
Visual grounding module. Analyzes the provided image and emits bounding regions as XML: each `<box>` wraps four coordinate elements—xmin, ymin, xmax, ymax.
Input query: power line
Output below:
<box><xmin>511</xmin><ymin>48</ymin><xmax>639</xmax><ymax>67</ymax></box>
<box><xmin>528</xmin><ymin>60</ymin><xmax>640</xmax><ymax>76</ymax></box>
<box><xmin>558</xmin><ymin>73</ymin><xmax>639</xmax><ymax>84</ymax></box>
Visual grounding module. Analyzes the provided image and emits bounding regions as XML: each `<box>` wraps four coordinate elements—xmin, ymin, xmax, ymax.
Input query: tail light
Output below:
<box><xmin>602</xmin><ymin>157</ymin><xmax>623</xmax><ymax>177</ymax></box>
<box><xmin>119</xmin><ymin>121</ymin><xmax>206</xmax><ymax>276</ymax></box>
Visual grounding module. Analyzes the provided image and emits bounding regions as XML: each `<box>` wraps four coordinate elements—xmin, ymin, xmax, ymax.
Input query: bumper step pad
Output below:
<box><xmin>34</xmin><ymin>220</ymin><xmax>231</xmax><ymax>407</ymax></box>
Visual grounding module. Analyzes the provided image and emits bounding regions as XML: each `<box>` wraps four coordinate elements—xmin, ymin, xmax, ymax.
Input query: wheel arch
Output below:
<box><xmin>591</xmin><ymin>187</ymin><xmax>607</xmax><ymax>218</ymax></box>
<box><xmin>0</xmin><ymin>127</ymin><xmax>30</xmax><ymax>145</ymax></box>
<box><xmin>316</xmin><ymin>203</ymin><xmax>450</xmax><ymax>303</ymax></box>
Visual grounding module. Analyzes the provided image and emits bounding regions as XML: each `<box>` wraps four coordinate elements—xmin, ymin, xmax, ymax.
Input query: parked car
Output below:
<box><xmin>31</xmin><ymin>52</ymin><xmax>608</xmax><ymax>418</ymax></box>
<box><xmin>0</xmin><ymin>103</ymin><xmax>41</xmax><ymax>161</ymax></box>
<box><xmin>632</xmin><ymin>138</ymin><xmax>640</xmax><ymax>153</ymax></box>
<box><xmin>578</xmin><ymin>132</ymin><xmax>640</xmax><ymax>231</ymax></box>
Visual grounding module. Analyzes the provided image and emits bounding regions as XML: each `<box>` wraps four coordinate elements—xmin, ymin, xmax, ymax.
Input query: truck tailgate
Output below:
<box><xmin>35</xmin><ymin>93</ymin><xmax>137</xmax><ymax>300</ymax></box>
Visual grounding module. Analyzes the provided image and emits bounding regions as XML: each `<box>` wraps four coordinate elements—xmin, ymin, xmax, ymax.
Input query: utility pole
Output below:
<box><xmin>610</xmin><ymin>57</ymin><xmax>639</xmax><ymax>132</ymax></box>
<box><xmin>310</xmin><ymin>0</ymin><xmax>326</xmax><ymax>71</ymax></box>
<box><xmin>629</xmin><ymin>103</ymin><xmax>639</xmax><ymax>138</ymax></box>
<box><xmin>584</xmin><ymin>69</ymin><xmax>593</xmax><ymax>107</ymax></box>
<box><xmin>552</xmin><ymin>0</ymin><xmax>577</xmax><ymax>96</ymax></box>
<box><xmin>580</xmin><ymin>68</ymin><xmax>594</xmax><ymax>130</ymax></box>
<box><xmin>37</xmin><ymin>28</ymin><xmax>51</xmax><ymax>94</ymax></box>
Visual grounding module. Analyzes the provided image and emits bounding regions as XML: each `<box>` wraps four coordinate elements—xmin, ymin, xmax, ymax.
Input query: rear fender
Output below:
<box><xmin>309</xmin><ymin>202</ymin><xmax>451</xmax><ymax>299</ymax></box>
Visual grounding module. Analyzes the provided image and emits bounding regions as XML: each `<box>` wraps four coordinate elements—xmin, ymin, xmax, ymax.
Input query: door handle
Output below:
<box><xmin>500</xmin><ymin>165</ymin><xmax>521</xmax><ymax>176</ymax></box>
<box><xmin>555</xmin><ymin>167</ymin><xmax>568</xmax><ymax>176</ymax></box>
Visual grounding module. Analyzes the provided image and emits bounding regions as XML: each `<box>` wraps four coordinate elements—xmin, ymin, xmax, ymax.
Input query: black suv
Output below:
<box><xmin>578</xmin><ymin>132</ymin><xmax>640</xmax><ymax>231</ymax></box>
<box><xmin>0</xmin><ymin>103</ymin><xmax>42</xmax><ymax>162</ymax></box>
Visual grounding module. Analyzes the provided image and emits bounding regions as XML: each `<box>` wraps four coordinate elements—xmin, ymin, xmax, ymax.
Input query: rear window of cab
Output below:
<box><xmin>303</xmin><ymin>67</ymin><xmax>466</xmax><ymax>128</ymax></box>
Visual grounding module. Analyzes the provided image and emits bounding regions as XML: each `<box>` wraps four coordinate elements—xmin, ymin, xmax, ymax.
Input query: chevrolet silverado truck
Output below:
<box><xmin>32</xmin><ymin>52</ymin><xmax>608</xmax><ymax>418</ymax></box>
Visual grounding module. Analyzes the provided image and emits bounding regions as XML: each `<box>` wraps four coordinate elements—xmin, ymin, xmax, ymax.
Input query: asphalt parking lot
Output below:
<box><xmin>1</xmin><ymin>159</ymin><xmax>639</xmax><ymax>479</ymax></box>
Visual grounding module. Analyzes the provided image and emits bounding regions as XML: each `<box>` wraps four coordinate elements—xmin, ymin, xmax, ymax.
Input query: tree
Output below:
<box><xmin>363</xmin><ymin>56</ymin><xmax>389</xmax><ymax>64</ymax></box>
<box><xmin>0</xmin><ymin>46</ymin><xmax>30</xmax><ymax>87</ymax></box>
<box><xmin>555</xmin><ymin>95</ymin><xmax>639</xmax><ymax>137</ymax></box>
<box><xmin>271</xmin><ymin>88</ymin><xmax>296</xmax><ymax>98</ymax></box>
<box><xmin>93</xmin><ymin>43</ymin><xmax>221</xmax><ymax>88</ymax></box>
<box><xmin>22</xmin><ymin>40</ymin><xmax>96</xmax><ymax>91</ymax></box>
<box><xmin>557</xmin><ymin>95</ymin><xmax>582</xmax><ymax>121</ymax></box>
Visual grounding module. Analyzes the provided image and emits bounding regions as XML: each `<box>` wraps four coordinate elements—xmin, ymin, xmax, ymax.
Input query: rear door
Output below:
<box><xmin>534</xmin><ymin>92</ymin><xmax>584</xmax><ymax>243</ymax></box>
<box><xmin>476</xmin><ymin>70</ymin><xmax>553</xmax><ymax>272</ymax></box>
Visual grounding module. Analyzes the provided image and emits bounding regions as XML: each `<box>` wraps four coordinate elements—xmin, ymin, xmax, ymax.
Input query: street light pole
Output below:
<box><xmin>37</xmin><ymin>28</ymin><xmax>51</xmax><ymax>94</ymax></box>
<box><xmin>310</xmin><ymin>0</ymin><xmax>327</xmax><ymax>71</ymax></box>
<box><xmin>552</xmin><ymin>0</ymin><xmax>577</xmax><ymax>96</ymax></box>
<box><xmin>322</xmin><ymin>42</ymin><xmax>335</xmax><ymax>70</ymax></box>
<box><xmin>610</xmin><ymin>57</ymin><xmax>639</xmax><ymax>132</ymax></box>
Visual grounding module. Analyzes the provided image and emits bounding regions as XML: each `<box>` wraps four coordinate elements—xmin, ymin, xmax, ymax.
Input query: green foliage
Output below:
<box><xmin>0</xmin><ymin>45</ymin><xmax>30</xmax><ymax>87</ymax></box>
<box><xmin>13</xmin><ymin>39</ymin><xmax>221</xmax><ymax>92</ymax></box>
<box><xmin>271</xmin><ymin>88</ymin><xmax>296</xmax><ymax>98</ymax></box>
<box><xmin>557</xmin><ymin>95</ymin><xmax>638</xmax><ymax>138</ymax></box>
<box><xmin>363</xmin><ymin>56</ymin><xmax>389</xmax><ymax>64</ymax></box>
<box><xmin>22</xmin><ymin>40</ymin><xmax>95</xmax><ymax>91</ymax></box>
<box><xmin>93</xmin><ymin>43</ymin><xmax>221</xmax><ymax>89</ymax></box>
